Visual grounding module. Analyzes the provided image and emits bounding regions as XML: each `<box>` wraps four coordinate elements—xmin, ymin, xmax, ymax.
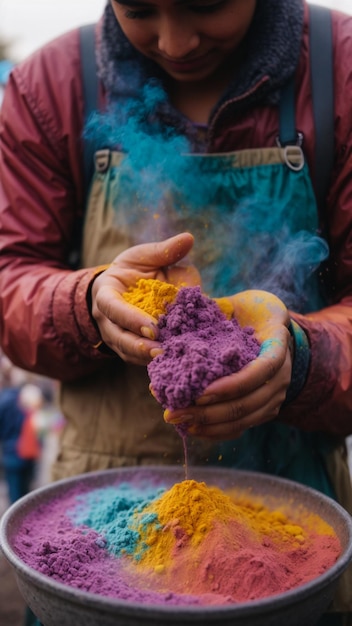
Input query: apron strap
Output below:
<box><xmin>309</xmin><ymin>4</ymin><xmax>334</xmax><ymax>212</ymax></box>
<box><xmin>278</xmin><ymin>5</ymin><xmax>334</xmax><ymax>213</ymax></box>
<box><xmin>278</xmin><ymin>78</ymin><xmax>299</xmax><ymax>148</ymax></box>
<box><xmin>79</xmin><ymin>23</ymin><xmax>99</xmax><ymax>197</ymax></box>
<box><xmin>67</xmin><ymin>23</ymin><xmax>99</xmax><ymax>269</ymax></box>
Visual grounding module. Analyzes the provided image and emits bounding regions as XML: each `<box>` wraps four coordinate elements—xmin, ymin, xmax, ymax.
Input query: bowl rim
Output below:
<box><xmin>1</xmin><ymin>465</ymin><xmax>352</xmax><ymax>619</ymax></box>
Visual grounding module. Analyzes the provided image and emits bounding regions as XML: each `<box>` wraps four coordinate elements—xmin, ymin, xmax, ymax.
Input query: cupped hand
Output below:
<box><xmin>164</xmin><ymin>290</ymin><xmax>293</xmax><ymax>439</ymax></box>
<box><xmin>90</xmin><ymin>232</ymin><xmax>200</xmax><ymax>365</ymax></box>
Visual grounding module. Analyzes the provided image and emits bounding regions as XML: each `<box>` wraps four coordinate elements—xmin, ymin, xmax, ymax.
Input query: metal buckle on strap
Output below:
<box><xmin>283</xmin><ymin>145</ymin><xmax>305</xmax><ymax>172</ymax></box>
<box><xmin>276</xmin><ymin>133</ymin><xmax>305</xmax><ymax>172</ymax></box>
<box><xmin>94</xmin><ymin>149</ymin><xmax>111</xmax><ymax>174</ymax></box>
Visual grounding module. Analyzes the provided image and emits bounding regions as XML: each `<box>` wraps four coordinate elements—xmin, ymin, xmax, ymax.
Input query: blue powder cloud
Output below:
<box><xmin>83</xmin><ymin>81</ymin><xmax>329</xmax><ymax>311</ymax></box>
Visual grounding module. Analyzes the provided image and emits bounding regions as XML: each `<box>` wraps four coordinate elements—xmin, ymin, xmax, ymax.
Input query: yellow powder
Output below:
<box><xmin>213</xmin><ymin>297</ymin><xmax>234</xmax><ymax>320</ymax></box>
<box><xmin>128</xmin><ymin>480</ymin><xmax>321</xmax><ymax>571</ymax></box>
<box><xmin>123</xmin><ymin>278</ymin><xmax>234</xmax><ymax>321</ymax></box>
<box><xmin>131</xmin><ymin>480</ymin><xmax>235</xmax><ymax>569</ymax></box>
<box><xmin>122</xmin><ymin>278</ymin><xmax>179</xmax><ymax>318</ymax></box>
<box><xmin>231</xmin><ymin>491</ymin><xmax>336</xmax><ymax>537</ymax></box>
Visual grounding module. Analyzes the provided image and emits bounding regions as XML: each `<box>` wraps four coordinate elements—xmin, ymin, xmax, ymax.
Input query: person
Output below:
<box><xmin>0</xmin><ymin>358</ymin><xmax>50</xmax><ymax>626</ymax></box>
<box><xmin>0</xmin><ymin>1</ymin><xmax>352</xmax><ymax>623</ymax></box>
<box><xmin>0</xmin><ymin>378</ymin><xmax>42</xmax><ymax>504</ymax></box>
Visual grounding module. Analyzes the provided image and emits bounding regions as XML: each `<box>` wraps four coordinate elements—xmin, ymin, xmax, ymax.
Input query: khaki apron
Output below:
<box><xmin>52</xmin><ymin>133</ymin><xmax>352</xmax><ymax>617</ymax></box>
<box><xmin>53</xmin><ymin>144</ymin><xmax>318</xmax><ymax>478</ymax></box>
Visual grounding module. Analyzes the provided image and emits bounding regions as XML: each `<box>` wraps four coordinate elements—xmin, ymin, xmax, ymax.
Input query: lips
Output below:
<box><xmin>162</xmin><ymin>52</ymin><xmax>210</xmax><ymax>73</ymax></box>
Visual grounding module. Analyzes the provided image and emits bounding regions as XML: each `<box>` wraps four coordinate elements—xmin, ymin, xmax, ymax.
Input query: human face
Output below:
<box><xmin>110</xmin><ymin>0</ymin><xmax>256</xmax><ymax>83</ymax></box>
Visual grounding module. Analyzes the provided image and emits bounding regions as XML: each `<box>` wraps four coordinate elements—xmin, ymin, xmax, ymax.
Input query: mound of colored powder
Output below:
<box><xmin>117</xmin><ymin>480</ymin><xmax>341</xmax><ymax>602</ymax></box>
<box><xmin>13</xmin><ymin>479</ymin><xmax>341</xmax><ymax>606</ymax></box>
<box><xmin>147</xmin><ymin>286</ymin><xmax>261</xmax><ymax>410</ymax></box>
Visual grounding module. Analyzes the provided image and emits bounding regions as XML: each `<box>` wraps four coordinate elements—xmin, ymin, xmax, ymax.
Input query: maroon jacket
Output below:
<box><xmin>1</xmin><ymin>6</ymin><xmax>352</xmax><ymax>435</ymax></box>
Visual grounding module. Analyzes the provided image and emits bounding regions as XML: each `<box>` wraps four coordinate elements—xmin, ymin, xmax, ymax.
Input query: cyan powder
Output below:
<box><xmin>68</xmin><ymin>483</ymin><xmax>164</xmax><ymax>559</ymax></box>
<box><xmin>147</xmin><ymin>286</ymin><xmax>261</xmax><ymax>410</ymax></box>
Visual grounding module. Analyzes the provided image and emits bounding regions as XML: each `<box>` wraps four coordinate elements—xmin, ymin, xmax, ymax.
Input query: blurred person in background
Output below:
<box><xmin>0</xmin><ymin>354</ymin><xmax>56</xmax><ymax>626</ymax></box>
<box><xmin>0</xmin><ymin>360</ymin><xmax>42</xmax><ymax>504</ymax></box>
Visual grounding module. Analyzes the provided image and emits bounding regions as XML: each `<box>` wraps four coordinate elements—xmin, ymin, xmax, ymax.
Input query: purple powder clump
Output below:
<box><xmin>147</xmin><ymin>286</ymin><xmax>260</xmax><ymax>410</ymax></box>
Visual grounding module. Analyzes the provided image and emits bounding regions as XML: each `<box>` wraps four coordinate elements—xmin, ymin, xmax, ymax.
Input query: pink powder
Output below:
<box><xmin>148</xmin><ymin>286</ymin><xmax>260</xmax><ymax>410</ymax></box>
<box><xmin>143</xmin><ymin>517</ymin><xmax>340</xmax><ymax>602</ymax></box>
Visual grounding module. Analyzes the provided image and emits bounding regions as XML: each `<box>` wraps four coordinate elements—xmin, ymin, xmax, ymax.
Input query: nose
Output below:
<box><xmin>158</xmin><ymin>17</ymin><xmax>200</xmax><ymax>59</ymax></box>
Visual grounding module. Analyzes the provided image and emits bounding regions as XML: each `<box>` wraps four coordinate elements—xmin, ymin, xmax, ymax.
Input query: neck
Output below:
<box><xmin>167</xmin><ymin>65</ymin><xmax>235</xmax><ymax>124</ymax></box>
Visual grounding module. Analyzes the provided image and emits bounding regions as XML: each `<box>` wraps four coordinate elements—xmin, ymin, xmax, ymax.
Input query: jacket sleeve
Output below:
<box><xmin>281</xmin><ymin>12</ymin><xmax>352</xmax><ymax>436</ymax></box>
<box><xmin>0</xmin><ymin>32</ymin><xmax>110</xmax><ymax>382</ymax></box>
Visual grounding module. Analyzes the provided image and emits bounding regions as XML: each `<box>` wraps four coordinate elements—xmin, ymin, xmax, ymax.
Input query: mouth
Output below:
<box><xmin>161</xmin><ymin>51</ymin><xmax>210</xmax><ymax>74</ymax></box>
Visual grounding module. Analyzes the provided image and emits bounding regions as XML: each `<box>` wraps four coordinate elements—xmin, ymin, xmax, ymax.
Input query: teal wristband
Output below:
<box><xmin>284</xmin><ymin>320</ymin><xmax>310</xmax><ymax>404</ymax></box>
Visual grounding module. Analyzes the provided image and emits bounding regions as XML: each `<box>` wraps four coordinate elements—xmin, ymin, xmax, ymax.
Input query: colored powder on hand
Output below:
<box><xmin>13</xmin><ymin>478</ymin><xmax>341</xmax><ymax>607</ymax></box>
<box><xmin>121</xmin><ymin>278</ymin><xmax>260</xmax><ymax>410</ymax></box>
<box><xmin>122</xmin><ymin>278</ymin><xmax>179</xmax><ymax>317</ymax></box>
<box><xmin>213</xmin><ymin>296</ymin><xmax>235</xmax><ymax>319</ymax></box>
<box><xmin>147</xmin><ymin>286</ymin><xmax>261</xmax><ymax>410</ymax></box>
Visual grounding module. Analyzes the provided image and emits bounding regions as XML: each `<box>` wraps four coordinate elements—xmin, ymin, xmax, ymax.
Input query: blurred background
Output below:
<box><xmin>0</xmin><ymin>0</ymin><xmax>351</xmax><ymax>63</ymax></box>
<box><xmin>1</xmin><ymin>0</ymin><xmax>105</xmax><ymax>61</ymax></box>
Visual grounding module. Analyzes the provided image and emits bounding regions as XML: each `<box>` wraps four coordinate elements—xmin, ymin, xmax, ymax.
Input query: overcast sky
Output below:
<box><xmin>1</xmin><ymin>0</ymin><xmax>351</xmax><ymax>61</ymax></box>
<box><xmin>1</xmin><ymin>0</ymin><xmax>106</xmax><ymax>61</ymax></box>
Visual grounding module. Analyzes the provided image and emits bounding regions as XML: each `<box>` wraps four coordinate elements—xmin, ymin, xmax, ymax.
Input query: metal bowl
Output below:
<box><xmin>1</xmin><ymin>465</ymin><xmax>352</xmax><ymax>626</ymax></box>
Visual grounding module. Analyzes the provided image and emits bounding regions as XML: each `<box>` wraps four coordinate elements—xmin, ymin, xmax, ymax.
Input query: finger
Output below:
<box><xmin>170</xmin><ymin>383</ymin><xmax>286</xmax><ymax>440</ymax></box>
<box><xmin>164</xmin><ymin>348</ymin><xmax>291</xmax><ymax>429</ymax></box>
<box><xmin>164</xmin><ymin>367</ymin><xmax>288</xmax><ymax>428</ymax></box>
<box><xmin>194</xmin><ymin>327</ymin><xmax>290</xmax><ymax>405</ymax></box>
<box><xmin>166</xmin><ymin>263</ymin><xmax>201</xmax><ymax>288</ymax></box>
<box><xmin>94</xmin><ymin>285</ymin><xmax>159</xmax><ymax>339</ymax></box>
<box><xmin>117</xmin><ymin>233</ymin><xmax>195</xmax><ymax>271</ymax></box>
<box><xmin>100</xmin><ymin>319</ymin><xmax>160</xmax><ymax>365</ymax></box>
<box><xmin>186</xmin><ymin>399</ymin><xmax>282</xmax><ymax>440</ymax></box>
<box><xmin>230</xmin><ymin>290</ymin><xmax>289</xmax><ymax>329</ymax></box>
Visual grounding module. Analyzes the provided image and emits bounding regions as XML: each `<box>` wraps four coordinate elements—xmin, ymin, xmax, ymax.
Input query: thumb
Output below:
<box><xmin>118</xmin><ymin>232</ymin><xmax>195</xmax><ymax>270</ymax></box>
<box><xmin>152</xmin><ymin>232</ymin><xmax>195</xmax><ymax>267</ymax></box>
<box><xmin>230</xmin><ymin>290</ymin><xmax>289</xmax><ymax>329</ymax></box>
